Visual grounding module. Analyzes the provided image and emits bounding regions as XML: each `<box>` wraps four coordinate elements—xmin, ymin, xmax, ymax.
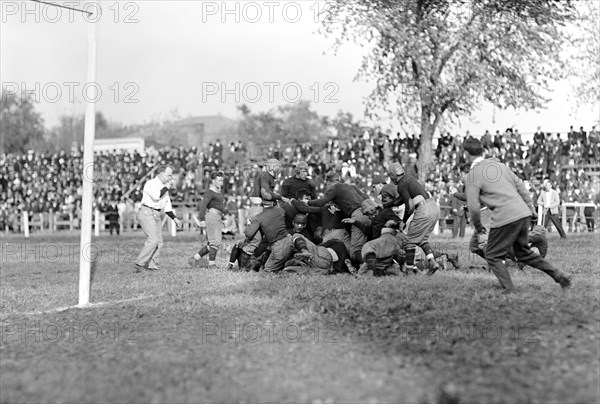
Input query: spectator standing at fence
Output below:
<box><xmin>133</xmin><ymin>166</ymin><xmax>182</xmax><ymax>273</ymax></box>
<box><xmin>463</xmin><ymin>138</ymin><xmax>571</xmax><ymax>293</ymax></box>
<box><xmin>537</xmin><ymin>179</ymin><xmax>567</xmax><ymax>239</ymax></box>
<box><xmin>104</xmin><ymin>200</ymin><xmax>120</xmax><ymax>236</ymax></box>
<box><xmin>188</xmin><ymin>171</ymin><xmax>226</xmax><ymax>269</ymax></box>
<box><xmin>583</xmin><ymin>192</ymin><xmax>597</xmax><ymax>232</ymax></box>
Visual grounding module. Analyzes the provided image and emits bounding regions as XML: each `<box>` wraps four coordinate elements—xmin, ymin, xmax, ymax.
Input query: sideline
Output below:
<box><xmin>0</xmin><ymin>294</ymin><xmax>163</xmax><ymax>319</ymax></box>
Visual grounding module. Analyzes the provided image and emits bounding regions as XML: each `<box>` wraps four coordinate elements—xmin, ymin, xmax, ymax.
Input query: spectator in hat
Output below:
<box><xmin>104</xmin><ymin>200</ymin><xmax>120</xmax><ymax>236</ymax></box>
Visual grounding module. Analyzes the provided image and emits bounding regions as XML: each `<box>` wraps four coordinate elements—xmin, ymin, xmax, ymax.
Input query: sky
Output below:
<box><xmin>1</xmin><ymin>0</ymin><xmax>598</xmax><ymax>138</ymax></box>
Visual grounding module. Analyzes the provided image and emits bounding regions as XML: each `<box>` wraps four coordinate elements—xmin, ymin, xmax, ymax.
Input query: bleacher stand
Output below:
<box><xmin>1</xmin><ymin>125</ymin><xmax>598</xmax><ymax>235</ymax></box>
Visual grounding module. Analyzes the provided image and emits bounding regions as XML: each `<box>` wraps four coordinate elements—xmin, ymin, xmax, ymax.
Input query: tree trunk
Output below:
<box><xmin>418</xmin><ymin>106</ymin><xmax>434</xmax><ymax>182</ymax></box>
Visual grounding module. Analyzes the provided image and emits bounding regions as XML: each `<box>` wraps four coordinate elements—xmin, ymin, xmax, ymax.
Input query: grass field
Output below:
<box><xmin>1</xmin><ymin>231</ymin><xmax>599</xmax><ymax>403</ymax></box>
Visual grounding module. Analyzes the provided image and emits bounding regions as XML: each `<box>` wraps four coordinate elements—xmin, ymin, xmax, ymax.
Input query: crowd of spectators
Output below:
<box><xmin>1</xmin><ymin>125</ymin><xmax>598</xmax><ymax>233</ymax></box>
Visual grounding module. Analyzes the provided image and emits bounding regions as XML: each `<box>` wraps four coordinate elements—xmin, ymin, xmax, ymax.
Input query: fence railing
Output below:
<box><xmin>5</xmin><ymin>202</ymin><xmax>597</xmax><ymax>238</ymax></box>
<box><xmin>6</xmin><ymin>207</ymin><xmax>249</xmax><ymax>239</ymax></box>
<box><xmin>537</xmin><ymin>202</ymin><xmax>598</xmax><ymax>232</ymax></box>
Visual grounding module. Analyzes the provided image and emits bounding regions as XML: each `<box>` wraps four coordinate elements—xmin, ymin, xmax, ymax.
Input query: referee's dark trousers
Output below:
<box><xmin>486</xmin><ymin>217</ymin><xmax>563</xmax><ymax>290</ymax></box>
<box><xmin>544</xmin><ymin>210</ymin><xmax>567</xmax><ymax>238</ymax></box>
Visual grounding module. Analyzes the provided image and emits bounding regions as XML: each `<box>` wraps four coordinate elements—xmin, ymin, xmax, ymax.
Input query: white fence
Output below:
<box><xmin>6</xmin><ymin>203</ymin><xmax>597</xmax><ymax>238</ymax></box>
<box><xmin>10</xmin><ymin>208</ymin><xmax>248</xmax><ymax>239</ymax></box>
<box><xmin>536</xmin><ymin>202</ymin><xmax>597</xmax><ymax>232</ymax></box>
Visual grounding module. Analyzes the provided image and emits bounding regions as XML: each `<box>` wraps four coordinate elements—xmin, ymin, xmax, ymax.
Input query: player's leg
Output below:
<box><xmin>485</xmin><ymin>222</ymin><xmax>520</xmax><ymax>291</ymax></box>
<box><xmin>513</xmin><ymin>218</ymin><xmax>571</xmax><ymax>289</ymax></box>
<box><xmin>134</xmin><ymin>207</ymin><xmax>161</xmax><ymax>270</ymax></box>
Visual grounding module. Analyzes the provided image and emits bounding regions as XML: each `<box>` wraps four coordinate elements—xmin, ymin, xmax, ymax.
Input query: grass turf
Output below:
<box><xmin>1</xmin><ymin>231</ymin><xmax>598</xmax><ymax>403</ymax></box>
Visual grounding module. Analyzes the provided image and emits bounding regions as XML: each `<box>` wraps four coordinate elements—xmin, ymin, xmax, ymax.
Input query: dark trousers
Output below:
<box><xmin>452</xmin><ymin>214</ymin><xmax>467</xmax><ymax>238</ymax></box>
<box><xmin>108</xmin><ymin>222</ymin><xmax>120</xmax><ymax>235</ymax></box>
<box><xmin>544</xmin><ymin>211</ymin><xmax>567</xmax><ymax>238</ymax></box>
<box><xmin>584</xmin><ymin>207</ymin><xmax>595</xmax><ymax>232</ymax></box>
<box><xmin>486</xmin><ymin>217</ymin><xmax>563</xmax><ymax>290</ymax></box>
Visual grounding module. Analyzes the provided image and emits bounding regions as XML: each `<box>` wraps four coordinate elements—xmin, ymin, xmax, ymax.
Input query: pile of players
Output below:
<box><xmin>189</xmin><ymin>158</ymin><xmax>475</xmax><ymax>277</ymax></box>
<box><xmin>188</xmin><ymin>137</ymin><xmax>571</xmax><ymax>293</ymax></box>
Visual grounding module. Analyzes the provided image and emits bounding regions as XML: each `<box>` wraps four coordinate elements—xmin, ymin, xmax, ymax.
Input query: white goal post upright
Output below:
<box><xmin>78</xmin><ymin>12</ymin><xmax>98</xmax><ymax>307</ymax></box>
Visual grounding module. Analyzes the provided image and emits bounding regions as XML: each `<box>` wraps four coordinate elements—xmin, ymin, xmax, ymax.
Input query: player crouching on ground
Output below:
<box><xmin>511</xmin><ymin>225</ymin><xmax>549</xmax><ymax>270</ymax></box>
<box><xmin>358</xmin><ymin>228</ymin><xmax>405</xmax><ymax>277</ymax></box>
<box><xmin>242</xmin><ymin>198</ymin><xmax>295</xmax><ymax>273</ymax></box>
<box><xmin>284</xmin><ymin>234</ymin><xmax>348</xmax><ymax>275</ymax></box>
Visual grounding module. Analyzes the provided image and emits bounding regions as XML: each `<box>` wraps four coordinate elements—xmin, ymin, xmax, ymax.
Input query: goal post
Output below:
<box><xmin>78</xmin><ymin>14</ymin><xmax>98</xmax><ymax>307</ymax></box>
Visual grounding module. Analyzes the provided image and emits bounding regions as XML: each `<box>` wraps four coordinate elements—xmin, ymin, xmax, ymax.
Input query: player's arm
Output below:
<box><xmin>145</xmin><ymin>180</ymin><xmax>168</xmax><ymax>202</ymax></box>
<box><xmin>164</xmin><ymin>195</ymin><xmax>181</xmax><ymax>227</ymax></box>
<box><xmin>309</xmin><ymin>181</ymin><xmax>318</xmax><ymax>199</ymax></box>
<box><xmin>197</xmin><ymin>191</ymin><xmax>212</xmax><ymax>221</ymax></box>
<box><xmin>343</xmin><ymin>217</ymin><xmax>371</xmax><ymax>234</ymax></box>
<box><xmin>512</xmin><ymin>169</ymin><xmax>536</xmax><ymax>217</ymax></box>
<box><xmin>261</xmin><ymin>187</ymin><xmax>283</xmax><ymax>201</ymax></box>
<box><xmin>244</xmin><ymin>218</ymin><xmax>260</xmax><ymax>240</ymax></box>
<box><xmin>465</xmin><ymin>184</ymin><xmax>484</xmax><ymax>232</ymax></box>
<box><xmin>513</xmin><ymin>171</ymin><xmax>533</xmax><ymax>206</ymax></box>
<box><xmin>382</xmin><ymin>198</ymin><xmax>395</xmax><ymax>209</ymax></box>
<box><xmin>259</xmin><ymin>175</ymin><xmax>282</xmax><ymax>201</ymax></box>
<box><xmin>308</xmin><ymin>188</ymin><xmax>335</xmax><ymax>207</ymax></box>
<box><xmin>280</xmin><ymin>179</ymin><xmax>291</xmax><ymax>199</ymax></box>
<box><xmin>352</xmin><ymin>184</ymin><xmax>368</xmax><ymax>199</ymax></box>
<box><xmin>383</xmin><ymin>209</ymin><xmax>403</xmax><ymax>228</ymax></box>
<box><xmin>399</xmin><ymin>187</ymin><xmax>413</xmax><ymax>223</ymax></box>
<box><xmin>291</xmin><ymin>199</ymin><xmax>323</xmax><ymax>214</ymax></box>
<box><xmin>453</xmin><ymin>192</ymin><xmax>467</xmax><ymax>202</ymax></box>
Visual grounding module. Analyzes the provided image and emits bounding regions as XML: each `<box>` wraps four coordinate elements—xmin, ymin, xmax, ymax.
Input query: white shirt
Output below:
<box><xmin>141</xmin><ymin>176</ymin><xmax>173</xmax><ymax>212</ymax></box>
<box><xmin>537</xmin><ymin>188</ymin><xmax>560</xmax><ymax>214</ymax></box>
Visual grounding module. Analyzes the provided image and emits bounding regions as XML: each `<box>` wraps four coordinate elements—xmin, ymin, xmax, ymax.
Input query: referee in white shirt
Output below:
<box><xmin>134</xmin><ymin>166</ymin><xmax>182</xmax><ymax>272</ymax></box>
